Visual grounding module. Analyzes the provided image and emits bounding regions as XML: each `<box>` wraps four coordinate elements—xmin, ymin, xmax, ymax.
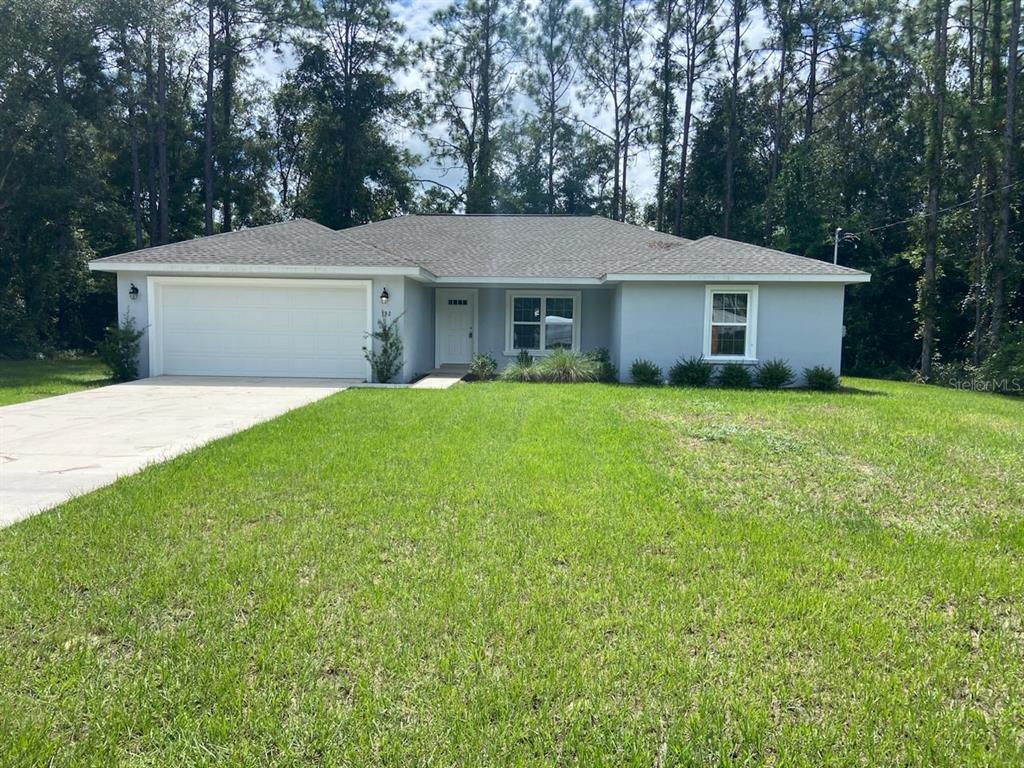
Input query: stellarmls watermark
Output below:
<box><xmin>947</xmin><ymin>377</ymin><xmax>1023</xmax><ymax>394</ymax></box>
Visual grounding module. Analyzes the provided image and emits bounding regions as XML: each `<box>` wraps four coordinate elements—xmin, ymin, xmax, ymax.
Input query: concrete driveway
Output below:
<box><xmin>0</xmin><ymin>376</ymin><xmax>351</xmax><ymax>527</ymax></box>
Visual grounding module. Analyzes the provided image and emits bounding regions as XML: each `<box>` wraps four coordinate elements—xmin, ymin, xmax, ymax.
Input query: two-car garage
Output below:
<box><xmin>148</xmin><ymin>278</ymin><xmax>371</xmax><ymax>379</ymax></box>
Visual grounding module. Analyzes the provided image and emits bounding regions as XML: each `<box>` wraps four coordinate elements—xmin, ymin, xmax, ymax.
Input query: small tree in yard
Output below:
<box><xmin>364</xmin><ymin>314</ymin><xmax>404</xmax><ymax>382</ymax></box>
<box><xmin>98</xmin><ymin>314</ymin><xmax>145</xmax><ymax>382</ymax></box>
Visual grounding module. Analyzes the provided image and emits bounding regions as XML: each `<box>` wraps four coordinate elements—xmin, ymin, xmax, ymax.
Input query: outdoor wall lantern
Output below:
<box><xmin>129</xmin><ymin>283</ymin><xmax>140</xmax><ymax>301</ymax></box>
<box><xmin>380</xmin><ymin>287</ymin><xmax>390</xmax><ymax>305</ymax></box>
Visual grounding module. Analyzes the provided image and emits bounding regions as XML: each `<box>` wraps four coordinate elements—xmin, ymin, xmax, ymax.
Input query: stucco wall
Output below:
<box><xmin>471</xmin><ymin>286</ymin><xmax>615</xmax><ymax>366</ymax></box>
<box><xmin>401</xmin><ymin>278</ymin><xmax>435</xmax><ymax>381</ymax></box>
<box><xmin>116</xmin><ymin>271</ymin><xmax>424</xmax><ymax>383</ymax></box>
<box><xmin>116</xmin><ymin>273</ymin><xmax>151</xmax><ymax>377</ymax></box>
<box><xmin>616</xmin><ymin>281</ymin><xmax>847</xmax><ymax>383</ymax></box>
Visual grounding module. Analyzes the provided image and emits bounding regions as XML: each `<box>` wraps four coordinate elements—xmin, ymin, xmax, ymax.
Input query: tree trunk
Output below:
<box><xmin>621</xmin><ymin>0</ymin><xmax>632</xmax><ymax>223</ymax></box>
<box><xmin>204</xmin><ymin>1</ymin><xmax>216</xmax><ymax>235</ymax></box>
<box><xmin>221</xmin><ymin>3</ymin><xmax>233</xmax><ymax>231</ymax></box>
<box><xmin>803</xmin><ymin>24</ymin><xmax>819</xmax><ymax>140</ymax></box>
<box><xmin>723</xmin><ymin>0</ymin><xmax>742</xmax><ymax>237</ymax></box>
<box><xmin>144</xmin><ymin>31</ymin><xmax>158</xmax><ymax>246</ymax></box>
<box><xmin>157</xmin><ymin>37</ymin><xmax>169</xmax><ymax>244</ymax></box>
<box><xmin>920</xmin><ymin>0</ymin><xmax>949</xmax><ymax>379</ymax></box>
<box><xmin>672</xmin><ymin>53</ymin><xmax>695</xmax><ymax>237</ymax></box>
<box><xmin>990</xmin><ymin>0</ymin><xmax>1020</xmax><ymax>346</ymax></box>
<box><xmin>655</xmin><ymin>0</ymin><xmax>674</xmax><ymax>231</ymax></box>
<box><xmin>128</xmin><ymin>92</ymin><xmax>144</xmax><ymax>249</ymax></box>
<box><xmin>547</xmin><ymin>58</ymin><xmax>557</xmax><ymax>214</ymax></box>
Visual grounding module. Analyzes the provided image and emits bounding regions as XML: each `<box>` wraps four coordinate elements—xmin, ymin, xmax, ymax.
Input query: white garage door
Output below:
<box><xmin>154</xmin><ymin>279</ymin><xmax>368</xmax><ymax>378</ymax></box>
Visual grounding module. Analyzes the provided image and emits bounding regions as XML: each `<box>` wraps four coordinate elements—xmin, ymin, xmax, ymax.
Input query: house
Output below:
<box><xmin>87</xmin><ymin>215</ymin><xmax>870</xmax><ymax>384</ymax></box>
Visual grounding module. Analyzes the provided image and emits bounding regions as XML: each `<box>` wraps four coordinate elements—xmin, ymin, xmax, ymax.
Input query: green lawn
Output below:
<box><xmin>1</xmin><ymin>379</ymin><xmax>1022</xmax><ymax>765</ymax></box>
<box><xmin>0</xmin><ymin>357</ymin><xmax>111</xmax><ymax>406</ymax></box>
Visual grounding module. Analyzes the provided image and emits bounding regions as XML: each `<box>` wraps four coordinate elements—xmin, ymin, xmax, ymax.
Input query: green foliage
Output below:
<box><xmin>978</xmin><ymin>327</ymin><xmax>1024</xmax><ymax>394</ymax></box>
<box><xmin>467</xmin><ymin>353</ymin><xmax>498</xmax><ymax>381</ymax></box>
<box><xmin>716</xmin><ymin>363</ymin><xmax>753</xmax><ymax>388</ymax></box>
<box><xmin>97</xmin><ymin>314</ymin><xmax>145</xmax><ymax>382</ymax></box>
<box><xmin>500</xmin><ymin>360</ymin><xmax>537</xmax><ymax>382</ymax></box>
<box><xmin>804</xmin><ymin>365</ymin><xmax>840</xmax><ymax>391</ymax></box>
<box><xmin>533</xmin><ymin>349</ymin><xmax>600</xmax><ymax>383</ymax></box>
<box><xmin>755</xmin><ymin>359</ymin><xmax>795</xmax><ymax>389</ymax></box>
<box><xmin>363</xmin><ymin>314</ymin><xmax>404</xmax><ymax>383</ymax></box>
<box><xmin>630</xmin><ymin>359</ymin><xmax>662</xmax><ymax>386</ymax></box>
<box><xmin>516</xmin><ymin>348</ymin><xmax>533</xmax><ymax>366</ymax></box>
<box><xmin>584</xmin><ymin>348</ymin><xmax>618</xmax><ymax>383</ymax></box>
<box><xmin>668</xmin><ymin>356</ymin><xmax>713</xmax><ymax>387</ymax></box>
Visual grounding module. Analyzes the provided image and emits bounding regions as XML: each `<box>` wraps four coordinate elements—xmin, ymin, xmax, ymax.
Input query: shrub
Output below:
<box><xmin>755</xmin><ymin>358</ymin><xmax>795</xmax><ymax>389</ymax></box>
<box><xmin>804</xmin><ymin>365</ymin><xmax>840</xmax><ymax>390</ymax></box>
<box><xmin>668</xmin><ymin>356</ymin><xmax>713</xmax><ymax>387</ymax></box>
<box><xmin>630</xmin><ymin>358</ymin><xmax>662</xmax><ymax>386</ymax></box>
<box><xmin>717</xmin><ymin>363</ymin><xmax>753</xmax><ymax>388</ymax></box>
<box><xmin>584</xmin><ymin>347</ymin><xmax>619</xmax><ymax>383</ymax></box>
<box><xmin>363</xmin><ymin>313</ymin><xmax>404</xmax><ymax>383</ymax></box>
<box><xmin>500</xmin><ymin>361</ymin><xmax>537</xmax><ymax>382</ymax></box>
<box><xmin>979</xmin><ymin>326</ymin><xmax>1024</xmax><ymax>393</ymax></box>
<box><xmin>516</xmin><ymin>348</ymin><xmax>533</xmax><ymax>366</ymax></box>
<box><xmin>467</xmin><ymin>353</ymin><xmax>498</xmax><ymax>381</ymax></box>
<box><xmin>534</xmin><ymin>349</ymin><xmax>600</xmax><ymax>383</ymax></box>
<box><xmin>97</xmin><ymin>313</ymin><xmax>145</xmax><ymax>382</ymax></box>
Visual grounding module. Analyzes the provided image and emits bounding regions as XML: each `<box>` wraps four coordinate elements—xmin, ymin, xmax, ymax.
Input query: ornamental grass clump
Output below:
<box><xmin>533</xmin><ymin>349</ymin><xmax>600</xmax><ymax>383</ymax></box>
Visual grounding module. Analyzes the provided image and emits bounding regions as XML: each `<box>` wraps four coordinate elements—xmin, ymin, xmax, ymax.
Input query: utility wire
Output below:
<box><xmin>849</xmin><ymin>178</ymin><xmax>1024</xmax><ymax>237</ymax></box>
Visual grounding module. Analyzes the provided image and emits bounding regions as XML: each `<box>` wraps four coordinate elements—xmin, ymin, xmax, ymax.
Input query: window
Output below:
<box><xmin>506</xmin><ymin>292</ymin><xmax>581</xmax><ymax>353</ymax></box>
<box><xmin>703</xmin><ymin>286</ymin><xmax>757</xmax><ymax>360</ymax></box>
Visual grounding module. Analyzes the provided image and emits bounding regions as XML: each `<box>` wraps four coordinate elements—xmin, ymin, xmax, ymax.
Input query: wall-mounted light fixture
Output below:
<box><xmin>129</xmin><ymin>283</ymin><xmax>140</xmax><ymax>301</ymax></box>
<box><xmin>379</xmin><ymin>287</ymin><xmax>390</xmax><ymax>305</ymax></box>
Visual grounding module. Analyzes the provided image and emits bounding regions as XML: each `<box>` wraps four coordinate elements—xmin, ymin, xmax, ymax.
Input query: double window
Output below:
<box><xmin>703</xmin><ymin>286</ymin><xmax>757</xmax><ymax>360</ymax></box>
<box><xmin>506</xmin><ymin>292</ymin><xmax>580</xmax><ymax>354</ymax></box>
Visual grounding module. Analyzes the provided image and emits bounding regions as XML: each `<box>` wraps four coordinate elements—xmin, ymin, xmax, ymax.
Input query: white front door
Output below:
<box><xmin>436</xmin><ymin>289</ymin><xmax>476</xmax><ymax>365</ymax></box>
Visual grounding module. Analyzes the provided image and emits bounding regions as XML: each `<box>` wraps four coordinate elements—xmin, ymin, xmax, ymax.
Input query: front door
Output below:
<box><xmin>436</xmin><ymin>289</ymin><xmax>476</xmax><ymax>365</ymax></box>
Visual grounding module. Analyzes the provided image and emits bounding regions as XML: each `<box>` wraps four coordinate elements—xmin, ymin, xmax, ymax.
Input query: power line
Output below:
<box><xmin>849</xmin><ymin>178</ymin><xmax>1024</xmax><ymax>237</ymax></box>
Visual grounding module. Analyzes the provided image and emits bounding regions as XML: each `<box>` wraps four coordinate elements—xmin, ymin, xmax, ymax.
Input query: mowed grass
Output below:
<box><xmin>0</xmin><ymin>358</ymin><xmax>111</xmax><ymax>406</ymax></box>
<box><xmin>1</xmin><ymin>378</ymin><xmax>1022</xmax><ymax>766</ymax></box>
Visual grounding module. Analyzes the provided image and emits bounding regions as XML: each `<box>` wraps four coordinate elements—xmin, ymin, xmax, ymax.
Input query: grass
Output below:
<box><xmin>1</xmin><ymin>378</ymin><xmax>1022</xmax><ymax>766</ymax></box>
<box><xmin>0</xmin><ymin>357</ymin><xmax>111</xmax><ymax>406</ymax></box>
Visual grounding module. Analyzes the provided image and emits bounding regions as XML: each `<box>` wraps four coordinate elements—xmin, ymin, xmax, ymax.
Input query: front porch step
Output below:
<box><xmin>411</xmin><ymin>365</ymin><xmax>470</xmax><ymax>389</ymax></box>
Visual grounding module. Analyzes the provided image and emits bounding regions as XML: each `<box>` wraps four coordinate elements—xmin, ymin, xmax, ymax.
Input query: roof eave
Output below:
<box><xmin>603</xmin><ymin>272</ymin><xmax>871</xmax><ymax>284</ymax></box>
<box><xmin>88</xmin><ymin>260</ymin><xmax>436</xmax><ymax>280</ymax></box>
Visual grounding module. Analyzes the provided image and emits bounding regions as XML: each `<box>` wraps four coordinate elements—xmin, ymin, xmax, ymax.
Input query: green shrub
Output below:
<box><xmin>500</xmin><ymin>361</ymin><xmax>537</xmax><ymax>382</ymax></box>
<box><xmin>584</xmin><ymin>348</ymin><xmax>619</xmax><ymax>383</ymax></box>
<box><xmin>467</xmin><ymin>353</ymin><xmax>498</xmax><ymax>381</ymax></box>
<box><xmin>717</xmin><ymin>363</ymin><xmax>753</xmax><ymax>388</ymax></box>
<box><xmin>755</xmin><ymin>358</ymin><xmax>795</xmax><ymax>389</ymax></box>
<box><xmin>804</xmin><ymin>365</ymin><xmax>840</xmax><ymax>390</ymax></box>
<box><xmin>97</xmin><ymin>313</ymin><xmax>145</xmax><ymax>382</ymax></box>
<box><xmin>363</xmin><ymin>313</ymin><xmax>404</xmax><ymax>383</ymax></box>
<box><xmin>516</xmin><ymin>348</ymin><xmax>533</xmax><ymax>366</ymax></box>
<box><xmin>979</xmin><ymin>326</ymin><xmax>1024</xmax><ymax>393</ymax></box>
<box><xmin>534</xmin><ymin>349</ymin><xmax>600</xmax><ymax>383</ymax></box>
<box><xmin>630</xmin><ymin>359</ymin><xmax>662</xmax><ymax>386</ymax></box>
<box><xmin>668</xmin><ymin>356</ymin><xmax>713</xmax><ymax>387</ymax></box>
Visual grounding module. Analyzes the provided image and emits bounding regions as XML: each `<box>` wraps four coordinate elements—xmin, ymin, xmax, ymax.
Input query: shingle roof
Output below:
<box><xmin>89</xmin><ymin>214</ymin><xmax>869</xmax><ymax>281</ymax></box>
<box><xmin>88</xmin><ymin>218</ymin><xmax>415</xmax><ymax>269</ymax></box>
<box><xmin>614</xmin><ymin>235</ymin><xmax>869</xmax><ymax>277</ymax></box>
<box><xmin>342</xmin><ymin>214</ymin><xmax>692</xmax><ymax>278</ymax></box>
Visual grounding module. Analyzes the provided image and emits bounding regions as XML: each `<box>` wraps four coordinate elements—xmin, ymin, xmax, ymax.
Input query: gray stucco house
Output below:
<box><xmin>88</xmin><ymin>215</ymin><xmax>870</xmax><ymax>384</ymax></box>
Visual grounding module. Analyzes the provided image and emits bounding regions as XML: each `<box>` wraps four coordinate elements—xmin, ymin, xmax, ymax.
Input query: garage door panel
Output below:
<box><xmin>156</xmin><ymin>280</ymin><xmax>368</xmax><ymax>379</ymax></box>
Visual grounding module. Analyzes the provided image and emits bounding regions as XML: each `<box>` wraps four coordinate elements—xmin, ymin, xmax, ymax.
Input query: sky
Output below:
<box><xmin>255</xmin><ymin>0</ymin><xmax>771</xmax><ymax>208</ymax></box>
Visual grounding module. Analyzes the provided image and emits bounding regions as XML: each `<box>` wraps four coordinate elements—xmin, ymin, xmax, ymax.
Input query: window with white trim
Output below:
<box><xmin>704</xmin><ymin>286</ymin><xmax>757</xmax><ymax>360</ymax></box>
<box><xmin>506</xmin><ymin>292</ymin><xmax>580</xmax><ymax>353</ymax></box>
